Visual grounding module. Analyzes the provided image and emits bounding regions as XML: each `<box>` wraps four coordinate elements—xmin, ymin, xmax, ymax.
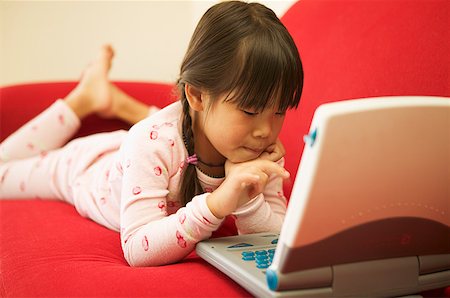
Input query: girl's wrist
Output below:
<box><xmin>206</xmin><ymin>193</ymin><xmax>225</xmax><ymax>219</ymax></box>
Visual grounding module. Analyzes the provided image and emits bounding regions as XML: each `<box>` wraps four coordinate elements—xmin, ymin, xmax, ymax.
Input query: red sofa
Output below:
<box><xmin>1</xmin><ymin>0</ymin><xmax>449</xmax><ymax>296</ymax></box>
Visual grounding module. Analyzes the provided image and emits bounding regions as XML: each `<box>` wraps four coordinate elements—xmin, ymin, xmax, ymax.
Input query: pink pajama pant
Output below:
<box><xmin>0</xmin><ymin>100</ymin><xmax>127</xmax><ymax>230</ymax></box>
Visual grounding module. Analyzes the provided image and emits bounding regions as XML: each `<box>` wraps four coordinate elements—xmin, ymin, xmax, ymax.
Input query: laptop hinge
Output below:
<box><xmin>266</xmin><ymin>266</ymin><xmax>332</xmax><ymax>291</ymax></box>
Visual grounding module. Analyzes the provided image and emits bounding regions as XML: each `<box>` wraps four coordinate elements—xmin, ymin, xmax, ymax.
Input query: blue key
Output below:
<box><xmin>256</xmin><ymin>258</ymin><xmax>269</xmax><ymax>264</ymax></box>
<box><xmin>268</xmin><ymin>249</ymin><xmax>276</xmax><ymax>254</ymax></box>
<box><xmin>242</xmin><ymin>255</ymin><xmax>255</xmax><ymax>261</ymax></box>
<box><xmin>256</xmin><ymin>254</ymin><xmax>268</xmax><ymax>259</ymax></box>
<box><xmin>256</xmin><ymin>258</ymin><xmax>268</xmax><ymax>264</ymax></box>
<box><xmin>257</xmin><ymin>263</ymin><xmax>270</xmax><ymax>269</ymax></box>
<box><xmin>241</xmin><ymin>251</ymin><xmax>255</xmax><ymax>257</ymax></box>
<box><xmin>255</xmin><ymin>250</ymin><xmax>267</xmax><ymax>255</ymax></box>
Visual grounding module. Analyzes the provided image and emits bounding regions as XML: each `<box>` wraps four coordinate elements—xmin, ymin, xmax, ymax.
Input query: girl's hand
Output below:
<box><xmin>206</xmin><ymin>159</ymin><xmax>290</xmax><ymax>219</ymax></box>
<box><xmin>259</xmin><ymin>138</ymin><xmax>285</xmax><ymax>162</ymax></box>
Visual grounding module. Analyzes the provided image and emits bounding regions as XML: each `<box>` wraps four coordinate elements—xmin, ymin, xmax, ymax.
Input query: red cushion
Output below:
<box><xmin>0</xmin><ymin>200</ymin><xmax>245</xmax><ymax>297</ymax></box>
<box><xmin>280</xmin><ymin>0</ymin><xmax>450</xmax><ymax>198</ymax></box>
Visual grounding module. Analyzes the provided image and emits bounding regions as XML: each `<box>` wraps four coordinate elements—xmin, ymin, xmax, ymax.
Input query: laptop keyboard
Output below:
<box><xmin>241</xmin><ymin>248</ymin><xmax>276</xmax><ymax>269</ymax></box>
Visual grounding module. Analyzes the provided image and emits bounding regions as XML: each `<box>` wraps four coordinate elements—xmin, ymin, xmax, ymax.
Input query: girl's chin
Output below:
<box><xmin>228</xmin><ymin>149</ymin><xmax>262</xmax><ymax>163</ymax></box>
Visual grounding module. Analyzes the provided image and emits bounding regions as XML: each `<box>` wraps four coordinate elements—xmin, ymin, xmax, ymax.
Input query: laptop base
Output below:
<box><xmin>196</xmin><ymin>233</ymin><xmax>450</xmax><ymax>297</ymax></box>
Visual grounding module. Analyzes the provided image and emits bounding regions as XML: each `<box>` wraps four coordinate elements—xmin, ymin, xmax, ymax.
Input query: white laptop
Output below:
<box><xmin>196</xmin><ymin>96</ymin><xmax>450</xmax><ymax>297</ymax></box>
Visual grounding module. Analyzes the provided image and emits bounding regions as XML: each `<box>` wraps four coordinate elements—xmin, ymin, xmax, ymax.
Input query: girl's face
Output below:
<box><xmin>199</xmin><ymin>94</ymin><xmax>285</xmax><ymax>163</ymax></box>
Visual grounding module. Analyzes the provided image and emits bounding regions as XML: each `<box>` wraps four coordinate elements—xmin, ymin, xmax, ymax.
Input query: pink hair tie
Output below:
<box><xmin>186</xmin><ymin>154</ymin><xmax>198</xmax><ymax>165</ymax></box>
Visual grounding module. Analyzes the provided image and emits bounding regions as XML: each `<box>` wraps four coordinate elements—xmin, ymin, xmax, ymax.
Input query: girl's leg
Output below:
<box><xmin>107</xmin><ymin>84</ymin><xmax>160</xmax><ymax>125</ymax></box>
<box><xmin>0</xmin><ymin>44</ymin><xmax>154</xmax><ymax>163</ymax></box>
<box><xmin>0</xmin><ymin>44</ymin><xmax>156</xmax><ymax>200</ymax></box>
<box><xmin>65</xmin><ymin>44</ymin><xmax>157</xmax><ymax>125</ymax></box>
<box><xmin>0</xmin><ymin>100</ymin><xmax>81</xmax><ymax>163</ymax></box>
<box><xmin>0</xmin><ymin>149</ymin><xmax>70</xmax><ymax>200</ymax></box>
<box><xmin>0</xmin><ymin>45</ymin><xmax>115</xmax><ymax>162</ymax></box>
<box><xmin>0</xmin><ymin>99</ymin><xmax>81</xmax><ymax>199</ymax></box>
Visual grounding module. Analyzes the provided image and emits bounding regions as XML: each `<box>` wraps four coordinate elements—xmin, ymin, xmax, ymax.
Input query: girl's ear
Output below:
<box><xmin>185</xmin><ymin>84</ymin><xmax>205</xmax><ymax>112</ymax></box>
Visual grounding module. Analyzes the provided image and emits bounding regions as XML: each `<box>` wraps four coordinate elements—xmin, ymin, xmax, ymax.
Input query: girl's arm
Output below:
<box><xmin>232</xmin><ymin>158</ymin><xmax>287</xmax><ymax>234</ymax></box>
<box><xmin>206</xmin><ymin>157</ymin><xmax>289</xmax><ymax>228</ymax></box>
<box><xmin>118</xmin><ymin>119</ymin><xmax>223</xmax><ymax>267</ymax></box>
<box><xmin>206</xmin><ymin>140</ymin><xmax>288</xmax><ymax>234</ymax></box>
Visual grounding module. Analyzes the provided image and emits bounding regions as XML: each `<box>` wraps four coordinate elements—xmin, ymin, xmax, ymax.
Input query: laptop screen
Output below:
<box><xmin>274</xmin><ymin>97</ymin><xmax>450</xmax><ymax>273</ymax></box>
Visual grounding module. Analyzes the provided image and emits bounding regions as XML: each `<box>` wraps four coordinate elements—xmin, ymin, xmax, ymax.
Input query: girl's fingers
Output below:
<box><xmin>239</xmin><ymin>173</ymin><xmax>267</xmax><ymax>199</ymax></box>
<box><xmin>260</xmin><ymin>150</ymin><xmax>283</xmax><ymax>162</ymax></box>
<box><xmin>240</xmin><ymin>173</ymin><xmax>260</xmax><ymax>189</ymax></box>
<box><xmin>259</xmin><ymin>139</ymin><xmax>285</xmax><ymax>162</ymax></box>
<box><xmin>251</xmin><ymin>159</ymin><xmax>290</xmax><ymax>179</ymax></box>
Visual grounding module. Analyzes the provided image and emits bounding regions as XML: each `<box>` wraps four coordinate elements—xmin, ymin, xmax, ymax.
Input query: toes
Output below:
<box><xmin>102</xmin><ymin>44</ymin><xmax>114</xmax><ymax>60</ymax></box>
<box><xmin>96</xmin><ymin>44</ymin><xmax>114</xmax><ymax>71</ymax></box>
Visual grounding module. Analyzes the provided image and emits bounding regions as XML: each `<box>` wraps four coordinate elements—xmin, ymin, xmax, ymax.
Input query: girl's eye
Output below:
<box><xmin>242</xmin><ymin>110</ymin><xmax>258</xmax><ymax>116</ymax></box>
<box><xmin>275</xmin><ymin>111</ymin><xmax>286</xmax><ymax>116</ymax></box>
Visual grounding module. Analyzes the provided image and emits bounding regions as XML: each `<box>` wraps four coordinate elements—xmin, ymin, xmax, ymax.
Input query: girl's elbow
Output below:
<box><xmin>122</xmin><ymin>242</ymin><xmax>156</xmax><ymax>267</ymax></box>
<box><xmin>122</xmin><ymin>243</ymin><xmax>182</xmax><ymax>267</ymax></box>
<box><xmin>124</xmin><ymin>251</ymin><xmax>161</xmax><ymax>267</ymax></box>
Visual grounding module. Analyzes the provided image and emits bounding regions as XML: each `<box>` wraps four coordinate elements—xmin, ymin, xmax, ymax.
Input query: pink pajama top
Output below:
<box><xmin>111</xmin><ymin>102</ymin><xmax>287</xmax><ymax>266</ymax></box>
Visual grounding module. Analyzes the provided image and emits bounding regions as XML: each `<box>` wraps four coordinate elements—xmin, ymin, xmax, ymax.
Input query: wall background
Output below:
<box><xmin>0</xmin><ymin>1</ymin><xmax>295</xmax><ymax>87</ymax></box>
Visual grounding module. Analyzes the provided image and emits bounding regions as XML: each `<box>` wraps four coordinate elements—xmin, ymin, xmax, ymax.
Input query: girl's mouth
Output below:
<box><xmin>243</xmin><ymin>146</ymin><xmax>264</xmax><ymax>155</ymax></box>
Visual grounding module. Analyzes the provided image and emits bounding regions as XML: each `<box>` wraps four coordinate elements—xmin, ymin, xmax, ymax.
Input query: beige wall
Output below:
<box><xmin>0</xmin><ymin>1</ymin><xmax>295</xmax><ymax>87</ymax></box>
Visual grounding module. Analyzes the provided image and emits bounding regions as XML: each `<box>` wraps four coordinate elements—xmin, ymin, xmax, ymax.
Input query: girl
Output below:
<box><xmin>0</xmin><ymin>1</ymin><xmax>303</xmax><ymax>267</ymax></box>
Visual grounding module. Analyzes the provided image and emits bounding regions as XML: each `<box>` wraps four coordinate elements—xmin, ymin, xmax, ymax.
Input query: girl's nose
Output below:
<box><xmin>253</xmin><ymin>120</ymin><xmax>272</xmax><ymax>139</ymax></box>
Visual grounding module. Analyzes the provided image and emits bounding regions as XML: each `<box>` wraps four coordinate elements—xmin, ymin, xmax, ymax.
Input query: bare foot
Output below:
<box><xmin>65</xmin><ymin>45</ymin><xmax>115</xmax><ymax>119</ymax></box>
<box><xmin>65</xmin><ymin>44</ymin><xmax>154</xmax><ymax>124</ymax></box>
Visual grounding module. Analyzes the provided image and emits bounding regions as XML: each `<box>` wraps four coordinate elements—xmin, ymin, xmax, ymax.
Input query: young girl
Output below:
<box><xmin>0</xmin><ymin>1</ymin><xmax>303</xmax><ymax>267</ymax></box>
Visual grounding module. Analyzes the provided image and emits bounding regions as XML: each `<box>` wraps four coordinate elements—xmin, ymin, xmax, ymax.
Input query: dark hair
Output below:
<box><xmin>177</xmin><ymin>1</ymin><xmax>303</xmax><ymax>206</ymax></box>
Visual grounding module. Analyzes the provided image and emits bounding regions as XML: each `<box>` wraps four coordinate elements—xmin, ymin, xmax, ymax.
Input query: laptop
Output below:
<box><xmin>196</xmin><ymin>96</ymin><xmax>450</xmax><ymax>297</ymax></box>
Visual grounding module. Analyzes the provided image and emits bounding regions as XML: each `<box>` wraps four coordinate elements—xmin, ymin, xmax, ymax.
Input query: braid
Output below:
<box><xmin>179</xmin><ymin>86</ymin><xmax>203</xmax><ymax>206</ymax></box>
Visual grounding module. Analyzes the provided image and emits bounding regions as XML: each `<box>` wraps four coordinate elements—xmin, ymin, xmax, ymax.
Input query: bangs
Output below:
<box><xmin>222</xmin><ymin>28</ymin><xmax>302</xmax><ymax>113</ymax></box>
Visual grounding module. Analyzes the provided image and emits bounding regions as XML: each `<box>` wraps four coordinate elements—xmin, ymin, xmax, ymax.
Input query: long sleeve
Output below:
<box><xmin>232</xmin><ymin>158</ymin><xmax>288</xmax><ymax>234</ymax></box>
<box><xmin>122</xmin><ymin>193</ymin><xmax>223</xmax><ymax>267</ymax></box>
<box><xmin>117</xmin><ymin>104</ymin><xmax>223</xmax><ymax>267</ymax></box>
